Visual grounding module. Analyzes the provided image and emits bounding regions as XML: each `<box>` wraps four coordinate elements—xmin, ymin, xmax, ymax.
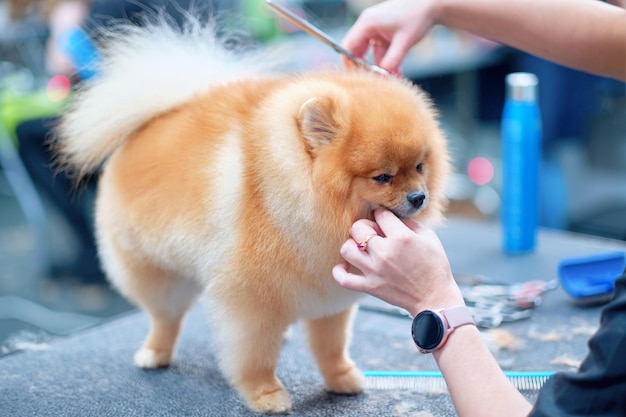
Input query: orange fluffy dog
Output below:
<box><xmin>55</xmin><ymin>17</ymin><xmax>449</xmax><ymax>414</ymax></box>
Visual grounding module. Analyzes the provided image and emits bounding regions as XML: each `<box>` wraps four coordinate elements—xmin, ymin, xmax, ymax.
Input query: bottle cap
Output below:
<box><xmin>506</xmin><ymin>72</ymin><xmax>538</xmax><ymax>102</ymax></box>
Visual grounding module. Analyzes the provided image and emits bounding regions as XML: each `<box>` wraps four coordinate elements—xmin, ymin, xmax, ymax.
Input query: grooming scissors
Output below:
<box><xmin>265</xmin><ymin>0</ymin><xmax>391</xmax><ymax>76</ymax></box>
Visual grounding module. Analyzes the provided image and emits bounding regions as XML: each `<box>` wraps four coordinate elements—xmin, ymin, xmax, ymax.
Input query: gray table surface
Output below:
<box><xmin>1</xmin><ymin>217</ymin><xmax>625</xmax><ymax>416</ymax></box>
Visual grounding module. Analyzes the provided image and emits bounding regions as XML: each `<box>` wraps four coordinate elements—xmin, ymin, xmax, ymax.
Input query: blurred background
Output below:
<box><xmin>1</xmin><ymin>0</ymin><xmax>624</xmax><ymax>352</ymax></box>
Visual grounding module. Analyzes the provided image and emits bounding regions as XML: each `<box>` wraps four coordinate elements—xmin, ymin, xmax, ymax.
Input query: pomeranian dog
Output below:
<box><xmin>55</xmin><ymin>15</ymin><xmax>450</xmax><ymax>414</ymax></box>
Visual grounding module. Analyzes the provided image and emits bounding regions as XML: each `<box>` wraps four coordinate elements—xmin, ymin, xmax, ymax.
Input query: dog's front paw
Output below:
<box><xmin>238</xmin><ymin>380</ymin><xmax>291</xmax><ymax>414</ymax></box>
<box><xmin>244</xmin><ymin>384</ymin><xmax>292</xmax><ymax>415</ymax></box>
<box><xmin>133</xmin><ymin>348</ymin><xmax>172</xmax><ymax>368</ymax></box>
<box><xmin>325</xmin><ymin>366</ymin><xmax>365</xmax><ymax>395</ymax></box>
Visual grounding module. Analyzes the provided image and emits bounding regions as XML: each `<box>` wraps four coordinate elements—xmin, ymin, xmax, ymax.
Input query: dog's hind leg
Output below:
<box><xmin>107</xmin><ymin>252</ymin><xmax>202</xmax><ymax>368</ymax></box>
<box><xmin>305</xmin><ymin>305</ymin><xmax>365</xmax><ymax>394</ymax></box>
<box><xmin>134</xmin><ymin>276</ymin><xmax>201</xmax><ymax>368</ymax></box>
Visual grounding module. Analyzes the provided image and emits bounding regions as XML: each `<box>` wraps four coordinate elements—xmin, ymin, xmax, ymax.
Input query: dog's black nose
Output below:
<box><xmin>407</xmin><ymin>191</ymin><xmax>426</xmax><ymax>209</ymax></box>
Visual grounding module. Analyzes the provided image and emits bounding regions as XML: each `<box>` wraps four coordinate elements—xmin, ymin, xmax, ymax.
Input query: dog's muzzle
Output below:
<box><xmin>390</xmin><ymin>190</ymin><xmax>429</xmax><ymax>218</ymax></box>
<box><xmin>407</xmin><ymin>191</ymin><xmax>426</xmax><ymax>210</ymax></box>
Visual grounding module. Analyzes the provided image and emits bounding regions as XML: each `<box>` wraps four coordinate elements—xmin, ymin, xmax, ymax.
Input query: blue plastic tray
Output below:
<box><xmin>558</xmin><ymin>251</ymin><xmax>625</xmax><ymax>302</ymax></box>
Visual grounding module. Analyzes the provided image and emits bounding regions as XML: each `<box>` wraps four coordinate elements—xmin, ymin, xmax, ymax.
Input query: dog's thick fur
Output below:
<box><xmin>55</xmin><ymin>17</ymin><xmax>450</xmax><ymax>414</ymax></box>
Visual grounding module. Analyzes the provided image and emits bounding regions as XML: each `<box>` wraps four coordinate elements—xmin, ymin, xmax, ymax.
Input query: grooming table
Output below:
<box><xmin>2</xmin><ymin>217</ymin><xmax>625</xmax><ymax>416</ymax></box>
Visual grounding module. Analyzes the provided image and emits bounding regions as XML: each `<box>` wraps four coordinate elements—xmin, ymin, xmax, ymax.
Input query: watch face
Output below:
<box><xmin>411</xmin><ymin>311</ymin><xmax>445</xmax><ymax>351</ymax></box>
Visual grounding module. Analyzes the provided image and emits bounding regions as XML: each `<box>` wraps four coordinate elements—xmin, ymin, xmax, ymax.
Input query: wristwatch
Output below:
<box><xmin>411</xmin><ymin>305</ymin><xmax>475</xmax><ymax>354</ymax></box>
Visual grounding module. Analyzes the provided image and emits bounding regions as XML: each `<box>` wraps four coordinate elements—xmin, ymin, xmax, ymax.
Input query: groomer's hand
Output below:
<box><xmin>332</xmin><ymin>209</ymin><xmax>464</xmax><ymax>316</ymax></box>
<box><xmin>341</xmin><ymin>0</ymin><xmax>437</xmax><ymax>76</ymax></box>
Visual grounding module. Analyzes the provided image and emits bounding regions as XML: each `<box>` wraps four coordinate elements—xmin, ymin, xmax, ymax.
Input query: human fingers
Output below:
<box><xmin>339</xmin><ymin>231</ymin><xmax>377</xmax><ymax>273</ymax></box>
<box><xmin>350</xmin><ymin>217</ymin><xmax>383</xmax><ymax>239</ymax></box>
<box><xmin>341</xmin><ymin>18</ymin><xmax>378</xmax><ymax>66</ymax></box>
<box><xmin>348</xmin><ymin>218</ymin><xmax>388</xmax><ymax>255</ymax></box>
<box><xmin>374</xmin><ymin>209</ymin><xmax>445</xmax><ymax>256</ymax></box>
<box><xmin>342</xmin><ymin>24</ymin><xmax>403</xmax><ymax>75</ymax></box>
<box><xmin>372</xmin><ymin>208</ymin><xmax>412</xmax><ymax>238</ymax></box>
<box><xmin>331</xmin><ymin>262</ymin><xmax>367</xmax><ymax>292</ymax></box>
<box><xmin>400</xmin><ymin>216</ymin><xmax>424</xmax><ymax>234</ymax></box>
<box><xmin>340</xmin><ymin>55</ymin><xmax>357</xmax><ymax>70</ymax></box>
<box><xmin>341</xmin><ymin>0</ymin><xmax>402</xmax><ymax>71</ymax></box>
<box><xmin>370</xmin><ymin>38</ymin><xmax>389</xmax><ymax>68</ymax></box>
<box><xmin>373</xmin><ymin>208</ymin><xmax>434</xmax><ymax>240</ymax></box>
<box><xmin>378</xmin><ymin>30</ymin><xmax>416</xmax><ymax>75</ymax></box>
<box><xmin>335</xmin><ymin>219</ymin><xmax>380</xmax><ymax>273</ymax></box>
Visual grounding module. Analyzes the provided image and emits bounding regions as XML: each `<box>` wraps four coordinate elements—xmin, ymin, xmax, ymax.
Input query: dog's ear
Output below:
<box><xmin>297</xmin><ymin>97</ymin><xmax>337</xmax><ymax>152</ymax></box>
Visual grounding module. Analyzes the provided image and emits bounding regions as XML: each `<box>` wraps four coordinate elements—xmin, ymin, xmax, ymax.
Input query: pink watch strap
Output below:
<box><xmin>442</xmin><ymin>305</ymin><xmax>475</xmax><ymax>329</ymax></box>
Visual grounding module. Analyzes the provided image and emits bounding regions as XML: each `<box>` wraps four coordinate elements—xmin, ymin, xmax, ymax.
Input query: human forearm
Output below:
<box><xmin>434</xmin><ymin>0</ymin><xmax>626</xmax><ymax>80</ymax></box>
<box><xmin>333</xmin><ymin>211</ymin><xmax>534</xmax><ymax>416</ymax></box>
<box><xmin>434</xmin><ymin>325</ymin><xmax>533</xmax><ymax>417</ymax></box>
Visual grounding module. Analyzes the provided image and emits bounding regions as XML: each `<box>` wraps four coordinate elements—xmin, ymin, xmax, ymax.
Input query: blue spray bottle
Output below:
<box><xmin>501</xmin><ymin>73</ymin><xmax>542</xmax><ymax>254</ymax></box>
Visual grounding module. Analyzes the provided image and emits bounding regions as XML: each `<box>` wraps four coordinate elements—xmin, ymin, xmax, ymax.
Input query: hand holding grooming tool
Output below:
<box><xmin>265</xmin><ymin>0</ymin><xmax>391</xmax><ymax>76</ymax></box>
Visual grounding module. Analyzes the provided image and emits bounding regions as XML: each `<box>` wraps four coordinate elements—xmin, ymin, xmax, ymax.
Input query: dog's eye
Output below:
<box><xmin>373</xmin><ymin>174</ymin><xmax>393</xmax><ymax>184</ymax></box>
<box><xmin>416</xmin><ymin>163</ymin><xmax>424</xmax><ymax>174</ymax></box>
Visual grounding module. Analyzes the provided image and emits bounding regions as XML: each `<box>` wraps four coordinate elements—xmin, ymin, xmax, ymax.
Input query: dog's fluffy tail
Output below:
<box><xmin>55</xmin><ymin>15</ymin><xmax>278</xmax><ymax>179</ymax></box>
